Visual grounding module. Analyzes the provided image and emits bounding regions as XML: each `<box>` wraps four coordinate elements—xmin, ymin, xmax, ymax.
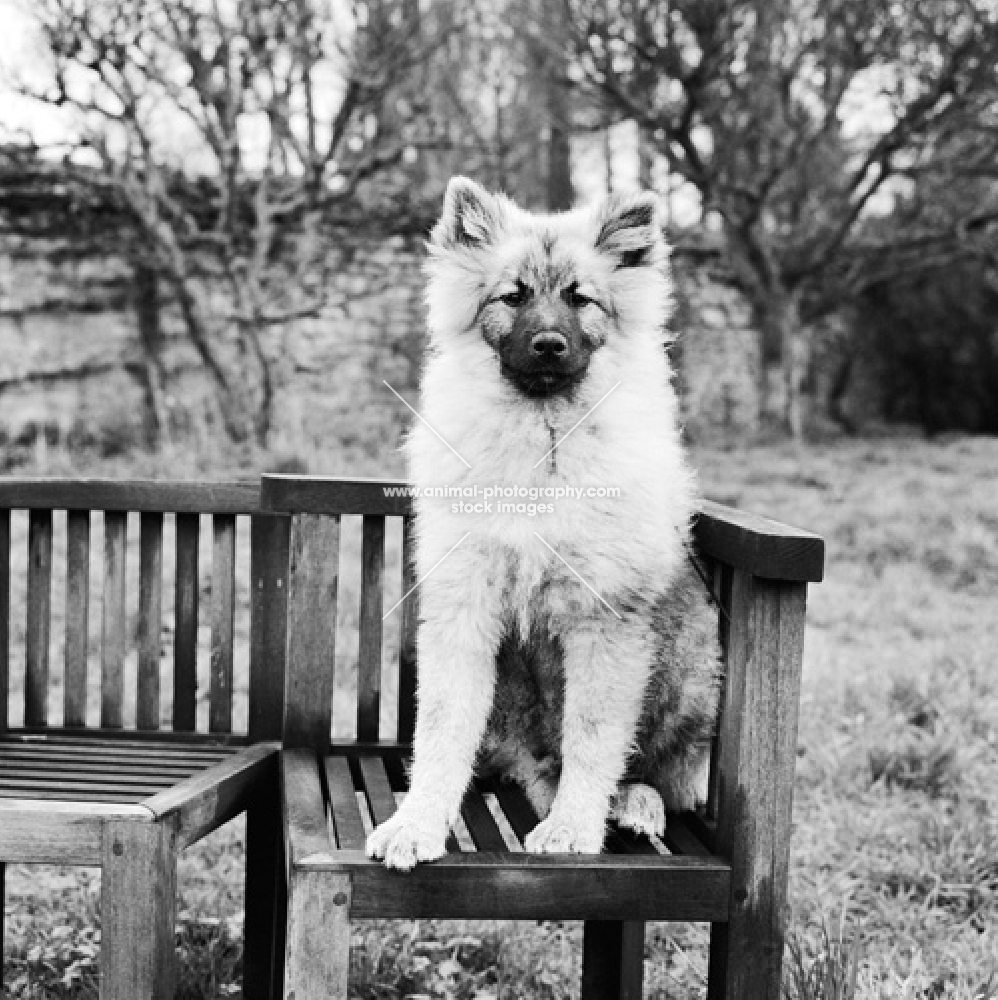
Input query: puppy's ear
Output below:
<box><xmin>594</xmin><ymin>192</ymin><xmax>664</xmax><ymax>268</ymax></box>
<box><xmin>431</xmin><ymin>176</ymin><xmax>507</xmax><ymax>250</ymax></box>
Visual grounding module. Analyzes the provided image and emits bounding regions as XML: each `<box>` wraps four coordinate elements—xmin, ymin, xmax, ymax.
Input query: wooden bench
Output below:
<box><xmin>0</xmin><ymin>480</ymin><xmax>291</xmax><ymax>1000</ymax></box>
<box><xmin>261</xmin><ymin>474</ymin><xmax>824</xmax><ymax>1000</ymax></box>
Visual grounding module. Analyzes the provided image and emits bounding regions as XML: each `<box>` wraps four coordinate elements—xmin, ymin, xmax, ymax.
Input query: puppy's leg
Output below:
<box><xmin>504</xmin><ymin>751</ymin><xmax>559</xmax><ymax>819</ymax></box>
<box><xmin>367</xmin><ymin>553</ymin><xmax>503</xmax><ymax>870</ymax></box>
<box><xmin>656</xmin><ymin>741</ymin><xmax>712</xmax><ymax>813</ymax></box>
<box><xmin>525</xmin><ymin>620</ymin><xmax>652</xmax><ymax>854</ymax></box>
<box><xmin>611</xmin><ymin>782</ymin><xmax>666</xmax><ymax>838</ymax></box>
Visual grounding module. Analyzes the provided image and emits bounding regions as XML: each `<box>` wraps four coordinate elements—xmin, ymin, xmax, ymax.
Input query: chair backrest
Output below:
<box><xmin>0</xmin><ymin>481</ymin><xmax>290</xmax><ymax>743</ymax></box>
<box><xmin>259</xmin><ymin>476</ymin><xmax>824</xmax><ymax>767</ymax></box>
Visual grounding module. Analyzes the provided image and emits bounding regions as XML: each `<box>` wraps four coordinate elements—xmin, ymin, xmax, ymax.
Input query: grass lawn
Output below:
<box><xmin>1</xmin><ymin>434</ymin><xmax>996</xmax><ymax>998</ymax></box>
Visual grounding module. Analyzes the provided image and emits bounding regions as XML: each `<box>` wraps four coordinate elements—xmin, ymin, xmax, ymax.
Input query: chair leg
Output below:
<box><xmin>284</xmin><ymin>870</ymin><xmax>351</xmax><ymax>1000</ymax></box>
<box><xmin>707</xmin><ymin>919</ymin><xmax>786</xmax><ymax>1000</ymax></box>
<box><xmin>101</xmin><ymin>821</ymin><xmax>177</xmax><ymax>1000</ymax></box>
<box><xmin>245</xmin><ymin>795</ymin><xmax>283</xmax><ymax>999</ymax></box>
<box><xmin>581</xmin><ymin>920</ymin><xmax>644</xmax><ymax>1000</ymax></box>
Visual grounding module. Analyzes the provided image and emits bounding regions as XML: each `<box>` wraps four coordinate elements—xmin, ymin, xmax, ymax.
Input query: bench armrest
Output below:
<box><xmin>694</xmin><ymin>500</ymin><xmax>824</xmax><ymax>583</ymax></box>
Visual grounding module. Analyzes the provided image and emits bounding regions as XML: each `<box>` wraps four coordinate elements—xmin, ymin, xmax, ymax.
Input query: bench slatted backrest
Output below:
<box><xmin>261</xmin><ymin>477</ymin><xmax>416</xmax><ymax>750</ymax></box>
<box><xmin>0</xmin><ymin>481</ymin><xmax>290</xmax><ymax>742</ymax></box>
<box><xmin>259</xmin><ymin>477</ymin><xmax>823</xmax><ymax>788</ymax></box>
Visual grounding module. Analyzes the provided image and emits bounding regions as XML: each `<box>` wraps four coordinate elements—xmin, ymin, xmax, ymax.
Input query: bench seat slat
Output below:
<box><xmin>491</xmin><ymin>781</ymin><xmax>540</xmax><ymax>845</ymax></box>
<box><xmin>0</xmin><ymin>776</ymin><xmax>168</xmax><ymax>797</ymax></box>
<box><xmin>0</xmin><ymin>787</ymin><xmax>151</xmax><ymax>804</ymax></box>
<box><xmin>356</xmin><ymin>756</ymin><xmax>397</xmax><ymax>828</ymax></box>
<box><xmin>0</xmin><ymin>743</ymin><xmax>225</xmax><ymax>771</ymax></box>
<box><xmin>460</xmin><ymin>788</ymin><xmax>508</xmax><ymax>853</ymax></box>
<box><xmin>0</xmin><ymin>757</ymin><xmax>204</xmax><ymax>779</ymax></box>
<box><xmin>0</xmin><ymin>766</ymin><xmax>190</xmax><ymax>789</ymax></box>
<box><xmin>324</xmin><ymin>756</ymin><xmax>367</xmax><ymax>850</ymax></box>
<box><xmin>663</xmin><ymin>813</ymin><xmax>713</xmax><ymax>858</ymax></box>
<box><xmin>5</xmin><ymin>728</ymin><xmax>245</xmax><ymax>747</ymax></box>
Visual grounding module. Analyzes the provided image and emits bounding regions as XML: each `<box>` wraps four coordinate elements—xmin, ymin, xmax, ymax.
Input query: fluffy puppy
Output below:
<box><xmin>367</xmin><ymin>177</ymin><xmax>722</xmax><ymax>870</ymax></box>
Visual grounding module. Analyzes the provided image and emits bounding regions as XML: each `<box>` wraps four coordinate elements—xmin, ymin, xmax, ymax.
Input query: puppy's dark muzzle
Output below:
<box><xmin>501</xmin><ymin>352</ymin><xmax>589</xmax><ymax>398</ymax></box>
<box><xmin>499</xmin><ymin>305</ymin><xmax>593</xmax><ymax>397</ymax></box>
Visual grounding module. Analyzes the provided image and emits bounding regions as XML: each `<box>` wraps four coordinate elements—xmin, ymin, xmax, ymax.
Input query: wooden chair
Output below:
<box><xmin>0</xmin><ymin>480</ymin><xmax>291</xmax><ymax>1000</ymax></box>
<box><xmin>260</xmin><ymin>474</ymin><xmax>824</xmax><ymax>1000</ymax></box>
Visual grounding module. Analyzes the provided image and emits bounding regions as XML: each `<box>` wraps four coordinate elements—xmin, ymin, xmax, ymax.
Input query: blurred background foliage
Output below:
<box><xmin>0</xmin><ymin>0</ymin><xmax>997</xmax><ymax>465</ymax></box>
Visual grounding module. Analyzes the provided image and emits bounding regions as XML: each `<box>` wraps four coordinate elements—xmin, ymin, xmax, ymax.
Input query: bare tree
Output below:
<box><xmin>16</xmin><ymin>0</ymin><xmax>447</xmax><ymax>444</ymax></box>
<box><xmin>555</xmin><ymin>0</ymin><xmax>998</xmax><ymax>435</ymax></box>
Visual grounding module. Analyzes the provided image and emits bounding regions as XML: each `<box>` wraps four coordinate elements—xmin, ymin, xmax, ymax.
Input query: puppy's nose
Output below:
<box><xmin>530</xmin><ymin>331</ymin><xmax>568</xmax><ymax>359</ymax></box>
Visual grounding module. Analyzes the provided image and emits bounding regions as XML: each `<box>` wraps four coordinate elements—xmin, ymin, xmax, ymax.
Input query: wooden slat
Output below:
<box><xmin>0</xmin><ymin>765</ymin><xmax>182</xmax><ymax>788</ymax></box>
<box><xmin>137</xmin><ymin>512</ymin><xmax>163</xmax><ymax>730</ymax></box>
<box><xmin>0</xmin><ymin>800</ymin><xmax>150</xmax><ymax>864</ymax></box>
<box><xmin>0</xmin><ymin>480</ymin><xmax>258</xmax><ymax>514</ymax></box>
<box><xmin>261</xmin><ymin>475</ymin><xmax>412</xmax><ymax>517</ymax></box>
<box><xmin>285</xmin><ymin>514</ymin><xmax>339</xmax><ymax>751</ymax></box>
<box><xmin>0</xmin><ymin>745</ymin><xmax>223</xmax><ymax>768</ymax></box>
<box><xmin>101</xmin><ymin>511</ymin><xmax>128</xmax><ymax>729</ymax></box>
<box><xmin>398</xmin><ymin>514</ymin><xmax>417</xmax><ymax>744</ymax></box>
<box><xmin>281</xmin><ymin>749</ymin><xmax>333</xmax><ymax>865</ymax></box>
<box><xmin>696</xmin><ymin>500</ymin><xmax>824</xmax><ymax>583</ymax></box>
<box><xmin>0</xmin><ymin>509</ymin><xmax>10</xmax><ymax>732</ymax></box>
<box><xmin>300</xmin><ymin>851</ymin><xmax>731</xmax><ymax>922</ymax></box>
<box><xmin>324</xmin><ymin>755</ymin><xmax>367</xmax><ymax>850</ymax></box>
<box><xmin>357</xmin><ymin>516</ymin><xmax>385</xmax><ymax>741</ymax></box>
<box><xmin>708</xmin><ymin>571</ymin><xmax>809</xmax><ymax>999</ymax></box>
<box><xmin>0</xmin><ymin>787</ymin><xmax>150</xmax><ymax>803</ymax></box>
<box><xmin>0</xmin><ymin>775</ymin><xmax>166</xmax><ymax>796</ymax></box>
<box><xmin>0</xmin><ymin>754</ymin><xmax>198</xmax><ymax>776</ymax></box>
<box><xmin>209</xmin><ymin>514</ymin><xmax>236</xmax><ymax>733</ymax></box>
<box><xmin>173</xmin><ymin>512</ymin><xmax>199</xmax><ymax>732</ymax></box>
<box><xmin>492</xmin><ymin>781</ymin><xmax>540</xmax><ymax>844</ymax></box>
<box><xmin>5</xmin><ymin>728</ymin><xmax>245</xmax><ymax>747</ymax></box>
<box><xmin>461</xmin><ymin>787</ymin><xmax>508</xmax><ymax>853</ymax></box>
<box><xmin>605</xmin><ymin>827</ymin><xmax>660</xmax><ymax>856</ymax></box>
<box><xmin>356</xmin><ymin>755</ymin><xmax>397</xmax><ymax>828</ymax></box>
<box><xmin>25</xmin><ymin>509</ymin><xmax>53</xmax><ymax>727</ymax></box>
<box><xmin>248</xmin><ymin>515</ymin><xmax>290</xmax><ymax>741</ymax></box>
<box><xmin>143</xmin><ymin>742</ymin><xmax>277</xmax><ymax>849</ymax></box>
<box><xmin>64</xmin><ymin>510</ymin><xmax>91</xmax><ymax>728</ymax></box>
<box><xmin>663</xmin><ymin>812</ymin><xmax>712</xmax><ymax>858</ymax></box>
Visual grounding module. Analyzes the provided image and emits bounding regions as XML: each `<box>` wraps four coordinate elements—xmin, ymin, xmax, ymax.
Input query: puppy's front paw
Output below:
<box><xmin>611</xmin><ymin>782</ymin><xmax>666</xmax><ymax>838</ymax></box>
<box><xmin>524</xmin><ymin>813</ymin><xmax>604</xmax><ymax>854</ymax></box>
<box><xmin>366</xmin><ymin>807</ymin><xmax>448</xmax><ymax>871</ymax></box>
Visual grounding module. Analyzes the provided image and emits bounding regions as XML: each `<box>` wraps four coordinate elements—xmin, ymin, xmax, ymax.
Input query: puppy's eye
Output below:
<box><xmin>499</xmin><ymin>283</ymin><xmax>529</xmax><ymax>307</ymax></box>
<box><xmin>563</xmin><ymin>285</ymin><xmax>593</xmax><ymax>308</ymax></box>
